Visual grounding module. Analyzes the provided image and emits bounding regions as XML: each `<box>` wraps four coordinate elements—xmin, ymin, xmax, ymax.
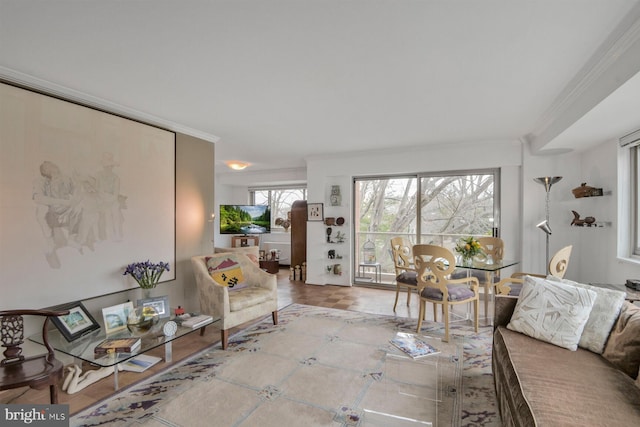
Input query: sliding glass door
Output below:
<box><xmin>354</xmin><ymin>169</ymin><xmax>499</xmax><ymax>286</ymax></box>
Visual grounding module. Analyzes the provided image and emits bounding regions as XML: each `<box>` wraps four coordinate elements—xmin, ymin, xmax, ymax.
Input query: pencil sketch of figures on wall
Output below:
<box><xmin>33</xmin><ymin>160</ymin><xmax>83</xmax><ymax>268</ymax></box>
<box><xmin>32</xmin><ymin>153</ymin><xmax>127</xmax><ymax>269</ymax></box>
<box><xmin>96</xmin><ymin>152</ymin><xmax>125</xmax><ymax>242</ymax></box>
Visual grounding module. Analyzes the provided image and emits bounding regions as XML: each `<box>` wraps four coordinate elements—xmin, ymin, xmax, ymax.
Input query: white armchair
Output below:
<box><xmin>191</xmin><ymin>252</ymin><xmax>278</xmax><ymax>349</ymax></box>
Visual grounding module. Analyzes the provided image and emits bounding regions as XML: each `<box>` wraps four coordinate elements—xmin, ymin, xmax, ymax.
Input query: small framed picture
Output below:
<box><xmin>259</xmin><ymin>250</ymin><xmax>266</xmax><ymax>261</ymax></box>
<box><xmin>50</xmin><ymin>301</ymin><xmax>101</xmax><ymax>342</ymax></box>
<box><xmin>102</xmin><ymin>302</ymin><xmax>135</xmax><ymax>335</ymax></box>
<box><xmin>307</xmin><ymin>203</ymin><xmax>324</xmax><ymax>221</ymax></box>
<box><xmin>137</xmin><ymin>295</ymin><xmax>170</xmax><ymax>319</ymax></box>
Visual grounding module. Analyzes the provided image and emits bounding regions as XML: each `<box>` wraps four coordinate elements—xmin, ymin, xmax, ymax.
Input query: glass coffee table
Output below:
<box><xmin>362</xmin><ymin>334</ymin><xmax>462</xmax><ymax>426</ymax></box>
<box><xmin>30</xmin><ymin>316</ymin><xmax>219</xmax><ymax>390</ymax></box>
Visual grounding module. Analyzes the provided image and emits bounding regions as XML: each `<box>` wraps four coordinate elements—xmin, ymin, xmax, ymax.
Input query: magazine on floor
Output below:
<box><xmin>390</xmin><ymin>332</ymin><xmax>440</xmax><ymax>359</ymax></box>
<box><xmin>119</xmin><ymin>354</ymin><xmax>162</xmax><ymax>372</ymax></box>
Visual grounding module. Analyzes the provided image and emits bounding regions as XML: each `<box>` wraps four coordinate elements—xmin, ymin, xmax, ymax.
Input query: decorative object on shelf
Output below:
<box><xmin>330</xmin><ymin>185</ymin><xmax>342</xmax><ymax>206</ymax></box>
<box><xmin>102</xmin><ymin>302</ymin><xmax>135</xmax><ymax>335</ymax></box>
<box><xmin>136</xmin><ymin>295</ymin><xmax>170</xmax><ymax>318</ymax></box>
<box><xmin>572</xmin><ymin>183</ymin><xmax>603</xmax><ymax>198</ymax></box>
<box><xmin>307</xmin><ymin>203</ymin><xmax>324</xmax><ymax>221</ymax></box>
<box><xmin>123</xmin><ymin>260</ymin><xmax>171</xmax><ymax>294</ymax></box>
<box><xmin>534</xmin><ymin>176</ymin><xmax>562</xmax><ymax>270</ymax></box>
<box><xmin>362</xmin><ymin>239</ymin><xmax>376</xmax><ymax>263</ymax></box>
<box><xmin>126</xmin><ymin>305</ymin><xmax>159</xmax><ymax>336</ymax></box>
<box><xmin>335</xmin><ymin>231</ymin><xmax>346</xmax><ymax>243</ymax></box>
<box><xmin>333</xmin><ymin>264</ymin><xmax>342</xmax><ymax>275</ymax></box>
<box><xmin>455</xmin><ymin>236</ymin><xmax>483</xmax><ymax>266</ymax></box>
<box><xmin>336</xmin><ymin>217</ymin><xmax>345</xmax><ymax>225</ymax></box>
<box><xmin>571</xmin><ymin>210</ymin><xmax>596</xmax><ymax>227</ymax></box>
<box><xmin>328</xmin><ymin>249</ymin><xmax>336</xmax><ymax>259</ymax></box>
<box><xmin>50</xmin><ymin>301</ymin><xmax>101</xmax><ymax>342</ymax></box>
<box><xmin>174</xmin><ymin>306</ymin><xmax>185</xmax><ymax>316</ymax></box>
<box><xmin>325</xmin><ymin>217</ymin><xmax>336</xmax><ymax>225</ymax></box>
<box><xmin>275</xmin><ymin>217</ymin><xmax>291</xmax><ymax>232</ymax></box>
<box><xmin>326</xmin><ymin>227</ymin><xmax>333</xmax><ymax>243</ymax></box>
<box><xmin>163</xmin><ymin>320</ymin><xmax>178</xmax><ymax>337</ymax></box>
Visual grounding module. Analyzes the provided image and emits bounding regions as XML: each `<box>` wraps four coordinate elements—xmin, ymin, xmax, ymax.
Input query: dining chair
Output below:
<box><xmin>0</xmin><ymin>308</ymin><xmax>70</xmax><ymax>404</ymax></box>
<box><xmin>414</xmin><ymin>244</ymin><xmax>479</xmax><ymax>342</ymax></box>
<box><xmin>511</xmin><ymin>245</ymin><xmax>573</xmax><ymax>280</ymax></box>
<box><xmin>390</xmin><ymin>237</ymin><xmax>418</xmax><ymax>311</ymax></box>
<box><xmin>476</xmin><ymin>236</ymin><xmax>504</xmax><ymax>314</ymax></box>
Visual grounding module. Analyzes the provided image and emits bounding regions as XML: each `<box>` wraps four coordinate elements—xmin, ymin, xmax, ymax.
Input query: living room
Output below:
<box><xmin>2</xmin><ymin>1</ymin><xmax>640</xmax><ymax>425</ymax></box>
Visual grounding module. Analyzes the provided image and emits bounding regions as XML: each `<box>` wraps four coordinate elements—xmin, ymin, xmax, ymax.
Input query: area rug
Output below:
<box><xmin>71</xmin><ymin>304</ymin><xmax>499</xmax><ymax>426</ymax></box>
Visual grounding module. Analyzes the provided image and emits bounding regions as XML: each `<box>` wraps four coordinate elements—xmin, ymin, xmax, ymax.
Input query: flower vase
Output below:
<box><xmin>142</xmin><ymin>288</ymin><xmax>152</xmax><ymax>299</ymax></box>
<box><xmin>462</xmin><ymin>256</ymin><xmax>473</xmax><ymax>267</ymax></box>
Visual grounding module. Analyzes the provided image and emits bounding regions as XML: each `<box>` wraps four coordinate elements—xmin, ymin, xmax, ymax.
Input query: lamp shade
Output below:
<box><xmin>534</xmin><ymin>176</ymin><xmax>562</xmax><ymax>192</ymax></box>
<box><xmin>537</xmin><ymin>220</ymin><xmax>552</xmax><ymax>235</ymax></box>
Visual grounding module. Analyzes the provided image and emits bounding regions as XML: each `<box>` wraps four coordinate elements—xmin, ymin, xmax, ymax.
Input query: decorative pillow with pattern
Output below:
<box><xmin>546</xmin><ymin>276</ymin><xmax>626</xmax><ymax>354</ymax></box>
<box><xmin>205</xmin><ymin>255</ymin><xmax>248</xmax><ymax>290</ymax></box>
<box><xmin>214</xmin><ymin>246</ymin><xmax>260</xmax><ymax>267</ymax></box>
<box><xmin>507</xmin><ymin>275</ymin><xmax>597</xmax><ymax>351</ymax></box>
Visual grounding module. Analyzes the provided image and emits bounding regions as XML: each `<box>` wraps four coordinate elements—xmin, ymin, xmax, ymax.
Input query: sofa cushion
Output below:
<box><xmin>420</xmin><ymin>284</ymin><xmax>475</xmax><ymax>301</ymax></box>
<box><xmin>396</xmin><ymin>271</ymin><xmax>417</xmax><ymax>285</ymax></box>
<box><xmin>205</xmin><ymin>255</ymin><xmax>248</xmax><ymax>290</ymax></box>
<box><xmin>546</xmin><ymin>276</ymin><xmax>626</xmax><ymax>354</ymax></box>
<box><xmin>507</xmin><ymin>276</ymin><xmax>596</xmax><ymax>351</ymax></box>
<box><xmin>603</xmin><ymin>302</ymin><xmax>640</xmax><ymax>379</ymax></box>
<box><xmin>493</xmin><ymin>325</ymin><xmax>640</xmax><ymax>426</ymax></box>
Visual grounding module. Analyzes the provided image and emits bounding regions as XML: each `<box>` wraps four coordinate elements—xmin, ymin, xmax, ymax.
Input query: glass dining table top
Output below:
<box><xmin>454</xmin><ymin>259</ymin><xmax>519</xmax><ymax>272</ymax></box>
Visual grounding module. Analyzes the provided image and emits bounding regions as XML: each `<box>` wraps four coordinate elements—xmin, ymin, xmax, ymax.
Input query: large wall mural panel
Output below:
<box><xmin>0</xmin><ymin>82</ymin><xmax>176</xmax><ymax>308</ymax></box>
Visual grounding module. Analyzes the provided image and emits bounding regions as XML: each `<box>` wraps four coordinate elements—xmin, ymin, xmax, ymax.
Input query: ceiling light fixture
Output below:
<box><xmin>225</xmin><ymin>160</ymin><xmax>250</xmax><ymax>171</ymax></box>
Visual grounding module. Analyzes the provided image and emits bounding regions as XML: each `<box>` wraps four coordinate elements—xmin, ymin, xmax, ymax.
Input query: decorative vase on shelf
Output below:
<box><xmin>127</xmin><ymin>305</ymin><xmax>159</xmax><ymax>336</ymax></box>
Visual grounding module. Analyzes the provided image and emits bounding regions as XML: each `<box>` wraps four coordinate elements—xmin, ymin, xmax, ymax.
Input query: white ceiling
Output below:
<box><xmin>2</xmin><ymin>0</ymin><xmax>640</xmax><ymax>172</ymax></box>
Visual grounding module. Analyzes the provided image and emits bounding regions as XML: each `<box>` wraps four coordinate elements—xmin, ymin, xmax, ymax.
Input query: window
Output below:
<box><xmin>354</xmin><ymin>169</ymin><xmax>499</xmax><ymax>285</ymax></box>
<box><xmin>250</xmin><ymin>186</ymin><xmax>307</xmax><ymax>231</ymax></box>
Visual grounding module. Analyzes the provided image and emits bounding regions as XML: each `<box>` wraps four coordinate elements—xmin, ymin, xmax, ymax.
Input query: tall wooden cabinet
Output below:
<box><xmin>290</xmin><ymin>200</ymin><xmax>307</xmax><ymax>268</ymax></box>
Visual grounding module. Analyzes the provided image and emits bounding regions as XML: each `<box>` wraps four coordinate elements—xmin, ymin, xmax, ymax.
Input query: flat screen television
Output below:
<box><xmin>220</xmin><ymin>204</ymin><xmax>271</xmax><ymax>235</ymax></box>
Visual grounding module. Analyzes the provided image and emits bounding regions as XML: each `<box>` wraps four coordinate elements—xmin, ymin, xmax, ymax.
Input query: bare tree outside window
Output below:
<box><xmin>355</xmin><ymin>170</ymin><xmax>498</xmax><ymax>285</ymax></box>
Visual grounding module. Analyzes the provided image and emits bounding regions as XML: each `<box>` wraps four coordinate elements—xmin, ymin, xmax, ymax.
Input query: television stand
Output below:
<box><xmin>232</xmin><ymin>235</ymin><xmax>259</xmax><ymax>248</ymax></box>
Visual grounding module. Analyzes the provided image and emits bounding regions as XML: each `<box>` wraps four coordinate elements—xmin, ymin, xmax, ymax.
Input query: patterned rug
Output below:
<box><xmin>70</xmin><ymin>304</ymin><xmax>499</xmax><ymax>426</ymax></box>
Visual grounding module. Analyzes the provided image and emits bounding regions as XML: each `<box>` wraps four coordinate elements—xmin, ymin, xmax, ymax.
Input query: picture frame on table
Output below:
<box><xmin>50</xmin><ymin>301</ymin><xmax>101</xmax><ymax>342</ymax></box>
<box><xmin>137</xmin><ymin>295</ymin><xmax>170</xmax><ymax>319</ymax></box>
<box><xmin>307</xmin><ymin>203</ymin><xmax>324</xmax><ymax>221</ymax></box>
<box><xmin>102</xmin><ymin>302</ymin><xmax>134</xmax><ymax>335</ymax></box>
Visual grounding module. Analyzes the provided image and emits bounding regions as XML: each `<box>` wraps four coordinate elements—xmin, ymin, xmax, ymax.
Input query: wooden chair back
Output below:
<box><xmin>477</xmin><ymin>236</ymin><xmax>504</xmax><ymax>263</ymax></box>
<box><xmin>390</xmin><ymin>237</ymin><xmax>414</xmax><ymax>276</ymax></box>
<box><xmin>412</xmin><ymin>244</ymin><xmax>456</xmax><ymax>295</ymax></box>
<box><xmin>0</xmin><ymin>309</ymin><xmax>69</xmax><ymax>403</ymax></box>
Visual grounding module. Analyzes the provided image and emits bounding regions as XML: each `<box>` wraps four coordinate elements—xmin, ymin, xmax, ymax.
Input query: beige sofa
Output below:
<box><xmin>493</xmin><ymin>292</ymin><xmax>640</xmax><ymax>426</ymax></box>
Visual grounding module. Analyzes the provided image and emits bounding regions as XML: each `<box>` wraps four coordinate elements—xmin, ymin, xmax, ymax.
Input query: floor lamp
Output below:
<box><xmin>534</xmin><ymin>176</ymin><xmax>562</xmax><ymax>271</ymax></box>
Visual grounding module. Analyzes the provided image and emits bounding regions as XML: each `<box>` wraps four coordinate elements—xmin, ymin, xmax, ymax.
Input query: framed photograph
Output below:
<box><xmin>137</xmin><ymin>295</ymin><xmax>170</xmax><ymax>319</ymax></box>
<box><xmin>50</xmin><ymin>301</ymin><xmax>101</xmax><ymax>342</ymax></box>
<box><xmin>102</xmin><ymin>302</ymin><xmax>135</xmax><ymax>335</ymax></box>
<box><xmin>307</xmin><ymin>203</ymin><xmax>324</xmax><ymax>221</ymax></box>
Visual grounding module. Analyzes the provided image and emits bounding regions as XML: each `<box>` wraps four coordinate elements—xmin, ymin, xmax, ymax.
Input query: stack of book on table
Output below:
<box><xmin>180</xmin><ymin>314</ymin><xmax>213</xmax><ymax>329</ymax></box>
<box><xmin>94</xmin><ymin>337</ymin><xmax>141</xmax><ymax>355</ymax></box>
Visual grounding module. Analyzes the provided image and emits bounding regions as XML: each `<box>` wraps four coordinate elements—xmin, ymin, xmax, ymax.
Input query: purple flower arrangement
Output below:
<box><xmin>123</xmin><ymin>260</ymin><xmax>170</xmax><ymax>289</ymax></box>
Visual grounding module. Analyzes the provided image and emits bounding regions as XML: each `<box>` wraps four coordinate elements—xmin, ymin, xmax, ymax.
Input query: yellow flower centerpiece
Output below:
<box><xmin>455</xmin><ymin>236</ymin><xmax>483</xmax><ymax>266</ymax></box>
